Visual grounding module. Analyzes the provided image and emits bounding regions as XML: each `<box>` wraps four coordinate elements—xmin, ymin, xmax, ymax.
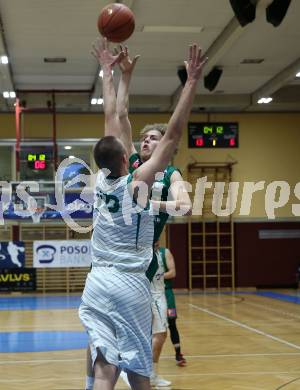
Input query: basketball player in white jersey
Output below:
<box><xmin>150</xmin><ymin>241</ymin><xmax>170</xmax><ymax>387</ymax></box>
<box><xmin>79</xmin><ymin>37</ymin><xmax>207</xmax><ymax>390</ymax></box>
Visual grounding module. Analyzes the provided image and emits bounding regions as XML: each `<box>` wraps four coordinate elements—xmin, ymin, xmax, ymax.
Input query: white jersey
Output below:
<box><xmin>91</xmin><ymin>171</ymin><xmax>154</xmax><ymax>273</ymax></box>
<box><xmin>150</xmin><ymin>249</ymin><xmax>165</xmax><ymax>296</ymax></box>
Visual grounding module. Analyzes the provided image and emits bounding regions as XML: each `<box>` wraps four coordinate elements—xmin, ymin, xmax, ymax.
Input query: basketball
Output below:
<box><xmin>97</xmin><ymin>3</ymin><xmax>135</xmax><ymax>43</ymax></box>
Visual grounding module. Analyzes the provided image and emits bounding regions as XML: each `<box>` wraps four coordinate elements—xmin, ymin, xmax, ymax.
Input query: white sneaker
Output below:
<box><xmin>119</xmin><ymin>370</ymin><xmax>130</xmax><ymax>388</ymax></box>
<box><xmin>150</xmin><ymin>373</ymin><xmax>171</xmax><ymax>387</ymax></box>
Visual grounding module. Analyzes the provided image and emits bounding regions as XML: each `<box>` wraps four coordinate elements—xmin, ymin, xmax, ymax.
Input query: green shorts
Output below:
<box><xmin>165</xmin><ymin>287</ymin><xmax>177</xmax><ymax>319</ymax></box>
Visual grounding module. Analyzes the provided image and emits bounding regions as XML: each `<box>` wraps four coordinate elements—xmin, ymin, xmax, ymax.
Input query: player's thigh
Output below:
<box><xmin>152</xmin><ymin>294</ymin><xmax>168</xmax><ymax>334</ymax></box>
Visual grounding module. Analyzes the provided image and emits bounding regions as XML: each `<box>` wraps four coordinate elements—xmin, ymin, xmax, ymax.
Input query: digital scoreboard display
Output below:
<box><xmin>188</xmin><ymin>122</ymin><xmax>239</xmax><ymax>148</ymax></box>
<box><xmin>27</xmin><ymin>153</ymin><xmax>47</xmax><ymax>170</ymax></box>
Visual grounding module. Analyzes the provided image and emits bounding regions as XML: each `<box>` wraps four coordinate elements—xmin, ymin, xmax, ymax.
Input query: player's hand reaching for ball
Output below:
<box><xmin>114</xmin><ymin>45</ymin><xmax>140</xmax><ymax>75</ymax></box>
<box><xmin>185</xmin><ymin>44</ymin><xmax>208</xmax><ymax>82</ymax></box>
<box><xmin>92</xmin><ymin>37</ymin><xmax>125</xmax><ymax>71</ymax></box>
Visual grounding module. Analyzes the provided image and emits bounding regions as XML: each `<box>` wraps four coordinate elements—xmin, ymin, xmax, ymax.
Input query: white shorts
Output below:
<box><xmin>79</xmin><ymin>267</ymin><xmax>152</xmax><ymax>377</ymax></box>
<box><xmin>151</xmin><ymin>293</ymin><xmax>168</xmax><ymax>334</ymax></box>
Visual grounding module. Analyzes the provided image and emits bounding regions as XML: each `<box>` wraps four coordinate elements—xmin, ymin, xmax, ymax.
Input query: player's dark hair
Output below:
<box><xmin>93</xmin><ymin>136</ymin><xmax>126</xmax><ymax>176</ymax></box>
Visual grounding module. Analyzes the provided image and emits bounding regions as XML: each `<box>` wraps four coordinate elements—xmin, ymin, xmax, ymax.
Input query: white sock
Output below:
<box><xmin>153</xmin><ymin>362</ymin><xmax>158</xmax><ymax>376</ymax></box>
<box><xmin>85</xmin><ymin>376</ymin><xmax>94</xmax><ymax>390</ymax></box>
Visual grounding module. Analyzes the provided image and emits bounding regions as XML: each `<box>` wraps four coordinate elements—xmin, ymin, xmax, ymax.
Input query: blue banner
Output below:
<box><xmin>0</xmin><ymin>241</ymin><xmax>25</xmax><ymax>268</ymax></box>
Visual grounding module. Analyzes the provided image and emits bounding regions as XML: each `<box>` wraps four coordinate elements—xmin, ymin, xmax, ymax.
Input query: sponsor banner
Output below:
<box><xmin>33</xmin><ymin>240</ymin><xmax>91</xmax><ymax>268</ymax></box>
<box><xmin>0</xmin><ymin>268</ymin><xmax>36</xmax><ymax>291</ymax></box>
<box><xmin>0</xmin><ymin>241</ymin><xmax>25</xmax><ymax>269</ymax></box>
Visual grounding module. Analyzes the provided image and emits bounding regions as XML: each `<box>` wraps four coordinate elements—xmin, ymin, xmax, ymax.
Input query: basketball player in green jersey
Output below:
<box><xmin>129</xmin><ymin>125</ymin><xmax>186</xmax><ymax>240</ymax></box>
<box><xmin>159</xmin><ymin>245</ymin><xmax>187</xmax><ymax>366</ymax></box>
<box><xmin>116</xmin><ymin>47</ymin><xmax>192</xmax><ymax>282</ymax></box>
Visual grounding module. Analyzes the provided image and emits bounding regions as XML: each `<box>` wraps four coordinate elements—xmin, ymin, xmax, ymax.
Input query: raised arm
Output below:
<box><xmin>116</xmin><ymin>45</ymin><xmax>140</xmax><ymax>156</ymax></box>
<box><xmin>151</xmin><ymin>170</ymin><xmax>192</xmax><ymax>215</ymax></box>
<box><xmin>133</xmin><ymin>44</ymin><xmax>207</xmax><ymax>194</ymax></box>
<box><xmin>91</xmin><ymin>38</ymin><xmax>124</xmax><ymax>137</ymax></box>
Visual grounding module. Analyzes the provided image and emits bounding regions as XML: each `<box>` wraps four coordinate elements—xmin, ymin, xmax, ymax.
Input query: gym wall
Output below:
<box><xmin>1</xmin><ymin>112</ymin><xmax>300</xmax><ymax>288</ymax></box>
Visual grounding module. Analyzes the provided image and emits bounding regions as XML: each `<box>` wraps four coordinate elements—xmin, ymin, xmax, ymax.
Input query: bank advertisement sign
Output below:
<box><xmin>33</xmin><ymin>240</ymin><xmax>91</xmax><ymax>268</ymax></box>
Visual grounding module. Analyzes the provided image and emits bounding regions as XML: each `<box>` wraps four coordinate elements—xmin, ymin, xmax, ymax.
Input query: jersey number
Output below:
<box><xmin>98</xmin><ymin>192</ymin><xmax>120</xmax><ymax>213</ymax></box>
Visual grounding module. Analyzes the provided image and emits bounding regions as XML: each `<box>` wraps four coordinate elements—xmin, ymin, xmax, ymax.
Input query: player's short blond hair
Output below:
<box><xmin>140</xmin><ymin>123</ymin><xmax>167</xmax><ymax>137</ymax></box>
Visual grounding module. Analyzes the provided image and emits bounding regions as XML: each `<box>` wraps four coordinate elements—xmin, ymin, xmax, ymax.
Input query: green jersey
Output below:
<box><xmin>129</xmin><ymin>153</ymin><xmax>180</xmax><ymax>241</ymax></box>
<box><xmin>160</xmin><ymin>247</ymin><xmax>177</xmax><ymax>317</ymax></box>
<box><xmin>160</xmin><ymin>247</ymin><xmax>172</xmax><ymax>289</ymax></box>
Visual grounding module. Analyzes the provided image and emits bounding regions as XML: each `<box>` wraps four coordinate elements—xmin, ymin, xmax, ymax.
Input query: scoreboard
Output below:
<box><xmin>188</xmin><ymin>122</ymin><xmax>239</xmax><ymax>148</ymax></box>
<box><xmin>27</xmin><ymin>153</ymin><xmax>47</xmax><ymax>170</ymax></box>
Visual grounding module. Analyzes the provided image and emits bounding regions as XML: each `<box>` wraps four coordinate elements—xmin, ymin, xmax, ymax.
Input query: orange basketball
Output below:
<box><xmin>97</xmin><ymin>3</ymin><xmax>135</xmax><ymax>43</ymax></box>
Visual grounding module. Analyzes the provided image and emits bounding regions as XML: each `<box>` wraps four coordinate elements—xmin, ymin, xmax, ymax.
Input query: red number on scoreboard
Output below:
<box><xmin>196</xmin><ymin>138</ymin><xmax>204</xmax><ymax>147</ymax></box>
<box><xmin>34</xmin><ymin>160</ymin><xmax>46</xmax><ymax>170</ymax></box>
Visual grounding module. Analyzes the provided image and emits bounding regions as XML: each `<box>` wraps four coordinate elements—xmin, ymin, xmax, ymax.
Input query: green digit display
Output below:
<box><xmin>216</xmin><ymin>126</ymin><xmax>224</xmax><ymax>134</ymax></box>
<box><xmin>27</xmin><ymin>154</ymin><xmax>37</xmax><ymax>161</ymax></box>
<box><xmin>204</xmin><ymin>126</ymin><xmax>213</xmax><ymax>134</ymax></box>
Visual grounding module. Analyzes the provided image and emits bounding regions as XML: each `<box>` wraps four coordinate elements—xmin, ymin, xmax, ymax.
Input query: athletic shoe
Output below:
<box><xmin>119</xmin><ymin>371</ymin><xmax>130</xmax><ymax>388</ymax></box>
<box><xmin>150</xmin><ymin>373</ymin><xmax>171</xmax><ymax>387</ymax></box>
<box><xmin>176</xmin><ymin>353</ymin><xmax>187</xmax><ymax>366</ymax></box>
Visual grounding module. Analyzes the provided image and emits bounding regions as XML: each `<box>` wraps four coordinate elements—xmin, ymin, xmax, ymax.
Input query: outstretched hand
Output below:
<box><xmin>115</xmin><ymin>45</ymin><xmax>140</xmax><ymax>74</ymax></box>
<box><xmin>92</xmin><ymin>37</ymin><xmax>125</xmax><ymax>69</ymax></box>
<box><xmin>184</xmin><ymin>44</ymin><xmax>208</xmax><ymax>82</ymax></box>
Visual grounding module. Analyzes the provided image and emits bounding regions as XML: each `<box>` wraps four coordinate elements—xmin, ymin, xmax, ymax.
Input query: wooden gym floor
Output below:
<box><xmin>1</xmin><ymin>290</ymin><xmax>300</xmax><ymax>390</ymax></box>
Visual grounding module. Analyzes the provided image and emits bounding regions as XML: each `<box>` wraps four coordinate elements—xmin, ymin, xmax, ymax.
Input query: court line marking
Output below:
<box><xmin>244</xmin><ymin>299</ymin><xmax>300</xmax><ymax>320</ymax></box>
<box><xmin>189</xmin><ymin>303</ymin><xmax>300</xmax><ymax>351</ymax></box>
<box><xmin>2</xmin><ymin>319</ymin><xmax>297</xmax><ymax>332</ymax></box>
<box><xmin>167</xmin><ymin>371</ymin><xmax>300</xmax><ymax>377</ymax></box>
<box><xmin>1</xmin><ymin>352</ymin><xmax>300</xmax><ymax>365</ymax></box>
<box><xmin>161</xmin><ymin>352</ymin><xmax>300</xmax><ymax>359</ymax></box>
<box><xmin>188</xmin><ymin>294</ymin><xmax>300</xmax><ymax>320</ymax></box>
<box><xmin>1</xmin><ymin>371</ymin><xmax>300</xmax><ymax>383</ymax></box>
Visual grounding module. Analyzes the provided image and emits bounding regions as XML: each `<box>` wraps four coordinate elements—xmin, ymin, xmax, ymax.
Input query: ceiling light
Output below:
<box><xmin>3</xmin><ymin>91</ymin><xmax>16</xmax><ymax>99</ymax></box>
<box><xmin>296</xmin><ymin>72</ymin><xmax>300</xmax><ymax>78</ymax></box>
<box><xmin>64</xmin><ymin>146</ymin><xmax>72</xmax><ymax>150</ymax></box>
<box><xmin>99</xmin><ymin>69</ymin><xmax>114</xmax><ymax>78</ymax></box>
<box><xmin>91</xmin><ymin>97</ymin><xmax>103</xmax><ymax>105</ymax></box>
<box><xmin>257</xmin><ymin>97</ymin><xmax>273</xmax><ymax>104</ymax></box>
<box><xmin>0</xmin><ymin>55</ymin><xmax>8</xmax><ymax>64</ymax></box>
